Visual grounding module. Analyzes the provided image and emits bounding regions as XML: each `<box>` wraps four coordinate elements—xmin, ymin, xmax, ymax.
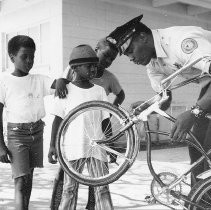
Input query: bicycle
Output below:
<box><xmin>53</xmin><ymin>55</ymin><xmax>211</xmax><ymax>210</ymax></box>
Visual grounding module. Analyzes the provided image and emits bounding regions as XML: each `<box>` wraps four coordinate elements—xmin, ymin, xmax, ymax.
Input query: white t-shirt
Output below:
<box><xmin>0</xmin><ymin>72</ymin><xmax>54</xmax><ymax>123</ymax></box>
<box><xmin>52</xmin><ymin>83</ymin><xmax>109</xmax><ymax>161</ymax></box>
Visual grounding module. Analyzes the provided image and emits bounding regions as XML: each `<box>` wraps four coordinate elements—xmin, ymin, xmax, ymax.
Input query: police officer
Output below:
<box><xmin>103</xmin><ymin>14</ymin><xmax>211</xmax><ymax>186</ymax></box>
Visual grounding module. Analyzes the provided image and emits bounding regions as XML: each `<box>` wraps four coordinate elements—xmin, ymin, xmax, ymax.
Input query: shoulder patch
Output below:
<box><xmin>181</xmin><ymin>38</ymin><xmax>198</xmax><ymax>54</ymax></box>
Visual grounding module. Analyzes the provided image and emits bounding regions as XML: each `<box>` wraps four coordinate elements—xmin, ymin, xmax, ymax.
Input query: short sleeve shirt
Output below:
<box><xmin>91</xmin><ymin>69</ymin><xmax>122</xmax><ymax>96</ymax></box>
<box><xmin>0</xmin><ymin>72</ymin><xmax>54</xmax><ymax>123</ymax></box>
<box><xmin>147</xmin><ymin>26</ymin><xmax>211</xmax><ymax>92</ymax></box>
<box><xmin>52</xmin><ymin>83</ymin><xmax>109</xmax><ymax>161</ymax></box>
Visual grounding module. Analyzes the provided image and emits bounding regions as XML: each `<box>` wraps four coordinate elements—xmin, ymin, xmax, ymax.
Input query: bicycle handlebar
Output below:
<box><xmin>161</xmin><ymin>55</ymin><xmax>211</xmax><ymax>86</ymax></box>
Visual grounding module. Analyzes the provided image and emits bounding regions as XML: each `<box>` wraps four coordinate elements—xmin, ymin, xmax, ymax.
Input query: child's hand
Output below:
<box><xmin>48</xmin><ymin>147</ymin><xmax>58</xmax><ymax>164</ymax></box>
<box><xmin>0</xmin><ymin>146</ymin><xmax>11</xmax><ymax>163</ymax></box>
<box><xmin>55</xmin><ymin>78</ymin><xmax>69</xmax><ymax>98</ymax></box>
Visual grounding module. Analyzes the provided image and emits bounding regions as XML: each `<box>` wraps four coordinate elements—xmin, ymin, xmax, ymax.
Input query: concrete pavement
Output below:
<box><xmin>0</xmin><ymin>146</ymin><xmax>190</xmax><ymax>210</ymax></box>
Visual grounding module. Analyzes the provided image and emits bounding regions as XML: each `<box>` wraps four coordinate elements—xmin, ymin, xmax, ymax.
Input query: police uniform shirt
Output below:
<box><xmin>147</xmin><ymin>26</ymin><xmax>211</xmax><ymax>92</ymax></box>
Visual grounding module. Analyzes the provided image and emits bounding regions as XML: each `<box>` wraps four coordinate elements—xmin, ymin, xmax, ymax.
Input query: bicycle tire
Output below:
<box><xmin>186</xmin><ymin>177</ymin><xmax>211</xmax><ymax>209</ymax></box>
<box><xmin>56</xmin><ymin>100</ymin><xmax>137</xmax><ymax>186</ymax></box>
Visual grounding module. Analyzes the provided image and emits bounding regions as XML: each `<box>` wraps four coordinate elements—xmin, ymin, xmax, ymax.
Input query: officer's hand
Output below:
<box><xmin>48</xmin><ymin>146</ymin><xmax>58</xmax><ymax>164</ymax></box>
<box><xmin>0</xmin><ymin>146</ymin><xmax>11</xmax><ymax>163</ymax></box>
<box><xmin>170</xmin><ymin>110</ymin><xmax>195</xmax><ymax>141</ymax></box>
<box><xmin>55</xmin><ymin>78</ymin><xmax>69</xmax><ymax>98</ymax></box>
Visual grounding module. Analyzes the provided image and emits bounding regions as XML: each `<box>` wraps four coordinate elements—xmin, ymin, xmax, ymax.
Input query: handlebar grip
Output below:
<box><xmin>161</xmin><ymin>55</ymin><xmax>211</xmax><ymax>86</ymax></box>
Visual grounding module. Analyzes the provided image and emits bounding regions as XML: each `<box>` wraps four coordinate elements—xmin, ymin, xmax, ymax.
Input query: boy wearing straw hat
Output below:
<box><xmin>48</xmin><ymin>44</ymin><xmax>114</xmax><ymax>210</ymax></box>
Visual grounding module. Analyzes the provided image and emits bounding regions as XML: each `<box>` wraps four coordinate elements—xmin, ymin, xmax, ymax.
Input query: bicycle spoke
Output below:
<box><xmin>56</xmin><ymin>101</ymin><xmax>136</xmax><ymax>186</ymax></box>
<box><xmin>96</xmin><ymin>143</ymin><xmax>131</xmax><ymax>160</ymax></box>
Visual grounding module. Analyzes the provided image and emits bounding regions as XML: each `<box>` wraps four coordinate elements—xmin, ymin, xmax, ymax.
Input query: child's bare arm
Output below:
<box><xmin>51</xmin><ymin>78</ymin><xmax>70</xmax><ymax>98</ymax></box>
<box><xmin>48</xmin><ymin>115</ymin><xmax>63</xmax><ymax>164</ymax></box>
<box><xmin>113</xmin><ymin>89</ymin><xmax>125</xmax><ymax>107</ymax></box>
<box><xmin>0</xmin><ymin>103</ymin><xmax>11</xmax><ymax>163</ymax></box>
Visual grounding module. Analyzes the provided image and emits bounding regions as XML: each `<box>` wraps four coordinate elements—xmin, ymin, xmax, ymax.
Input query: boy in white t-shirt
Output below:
<box><xmin>48</xmin><ymin>45</ymin><xmax>114</xmax><ymax>210</ymax></box>
<box><xmin>0</xmin><ymin>35</ymin><xmax>68</xmax><ymax>210</ymax></box>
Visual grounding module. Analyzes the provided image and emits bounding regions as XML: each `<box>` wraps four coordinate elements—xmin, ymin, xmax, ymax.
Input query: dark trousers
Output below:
<box><xmin>86</xmin><ymin>186</ymin><xmax>95</xmax><ymax>210</ymax></box>
<box><xmin>189</xmin><ymin>118</ymin><xmax>211</xmax><ymax>185</ymax></box>
<box><xmin>189</xmin><ymin>82</ymin><xmax>211</xmax><ymax>186</ymax></box>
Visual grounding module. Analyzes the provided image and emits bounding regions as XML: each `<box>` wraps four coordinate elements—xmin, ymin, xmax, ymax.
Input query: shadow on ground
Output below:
<box><xmin>0</xmin><ymin>147</ymin><xmax>189</xmax><ymax>210</ymax></box>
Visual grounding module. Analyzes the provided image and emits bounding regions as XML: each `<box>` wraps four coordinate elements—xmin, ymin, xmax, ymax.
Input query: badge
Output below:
<box><xmin>181</xmin><ymin>38</ymin><xmax>198</xmax><ymax>54</ymax></box>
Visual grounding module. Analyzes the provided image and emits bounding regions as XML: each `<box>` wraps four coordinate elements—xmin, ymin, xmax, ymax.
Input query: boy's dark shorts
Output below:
<box><xmin>7</xmin><ymin>119</ymin><xmax>45</xmax><ymax>179</ymax></box>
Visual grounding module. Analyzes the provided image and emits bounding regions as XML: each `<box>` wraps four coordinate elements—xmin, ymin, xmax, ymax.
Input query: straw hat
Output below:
<box><xmin>69</xmin><ymin>44</ymin><xmax>99</xmax><ymax>67</ymax></box>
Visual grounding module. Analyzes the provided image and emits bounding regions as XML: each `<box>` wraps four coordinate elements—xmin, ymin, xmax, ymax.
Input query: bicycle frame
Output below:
<box><xmin>117</xmin><ymin>55</ymin><xmax>211</xmax><ymax>209</ymax></box>
<box><xmin>142</xmin><ymin>102</ymin><xmax>211</xmax><ymax>209</ymax></box>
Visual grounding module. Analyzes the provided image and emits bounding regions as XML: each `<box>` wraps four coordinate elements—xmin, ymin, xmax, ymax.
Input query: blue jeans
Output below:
<box><xmin>7</xmin><ymin>119</ymin><xmax>45</xmax><ymax>178</ymax></box>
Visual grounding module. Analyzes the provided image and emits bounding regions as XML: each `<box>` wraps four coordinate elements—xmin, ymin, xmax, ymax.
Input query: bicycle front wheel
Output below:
<box><xmin>56</xmin><ymin>101</ymin><xmax>137</xmax><ymax>186</ymax></box>
<box><xmin>186</xmin><ymin>177</ymin><xmax>211</xmax><ymax>209</ymax></box>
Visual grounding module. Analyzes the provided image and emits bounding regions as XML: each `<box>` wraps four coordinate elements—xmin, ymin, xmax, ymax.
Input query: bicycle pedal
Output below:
<box><xmin>145</xmin><ymin>195</ymin><xmax>156</xmax><ymax>204</ymax></box>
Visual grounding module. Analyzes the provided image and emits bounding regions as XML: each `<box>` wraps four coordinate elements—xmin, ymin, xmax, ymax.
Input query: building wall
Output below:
<box><xmin>0</xmin><ymin>0</ymin><xmax>63</xmax><ymax>78</ymax></box>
